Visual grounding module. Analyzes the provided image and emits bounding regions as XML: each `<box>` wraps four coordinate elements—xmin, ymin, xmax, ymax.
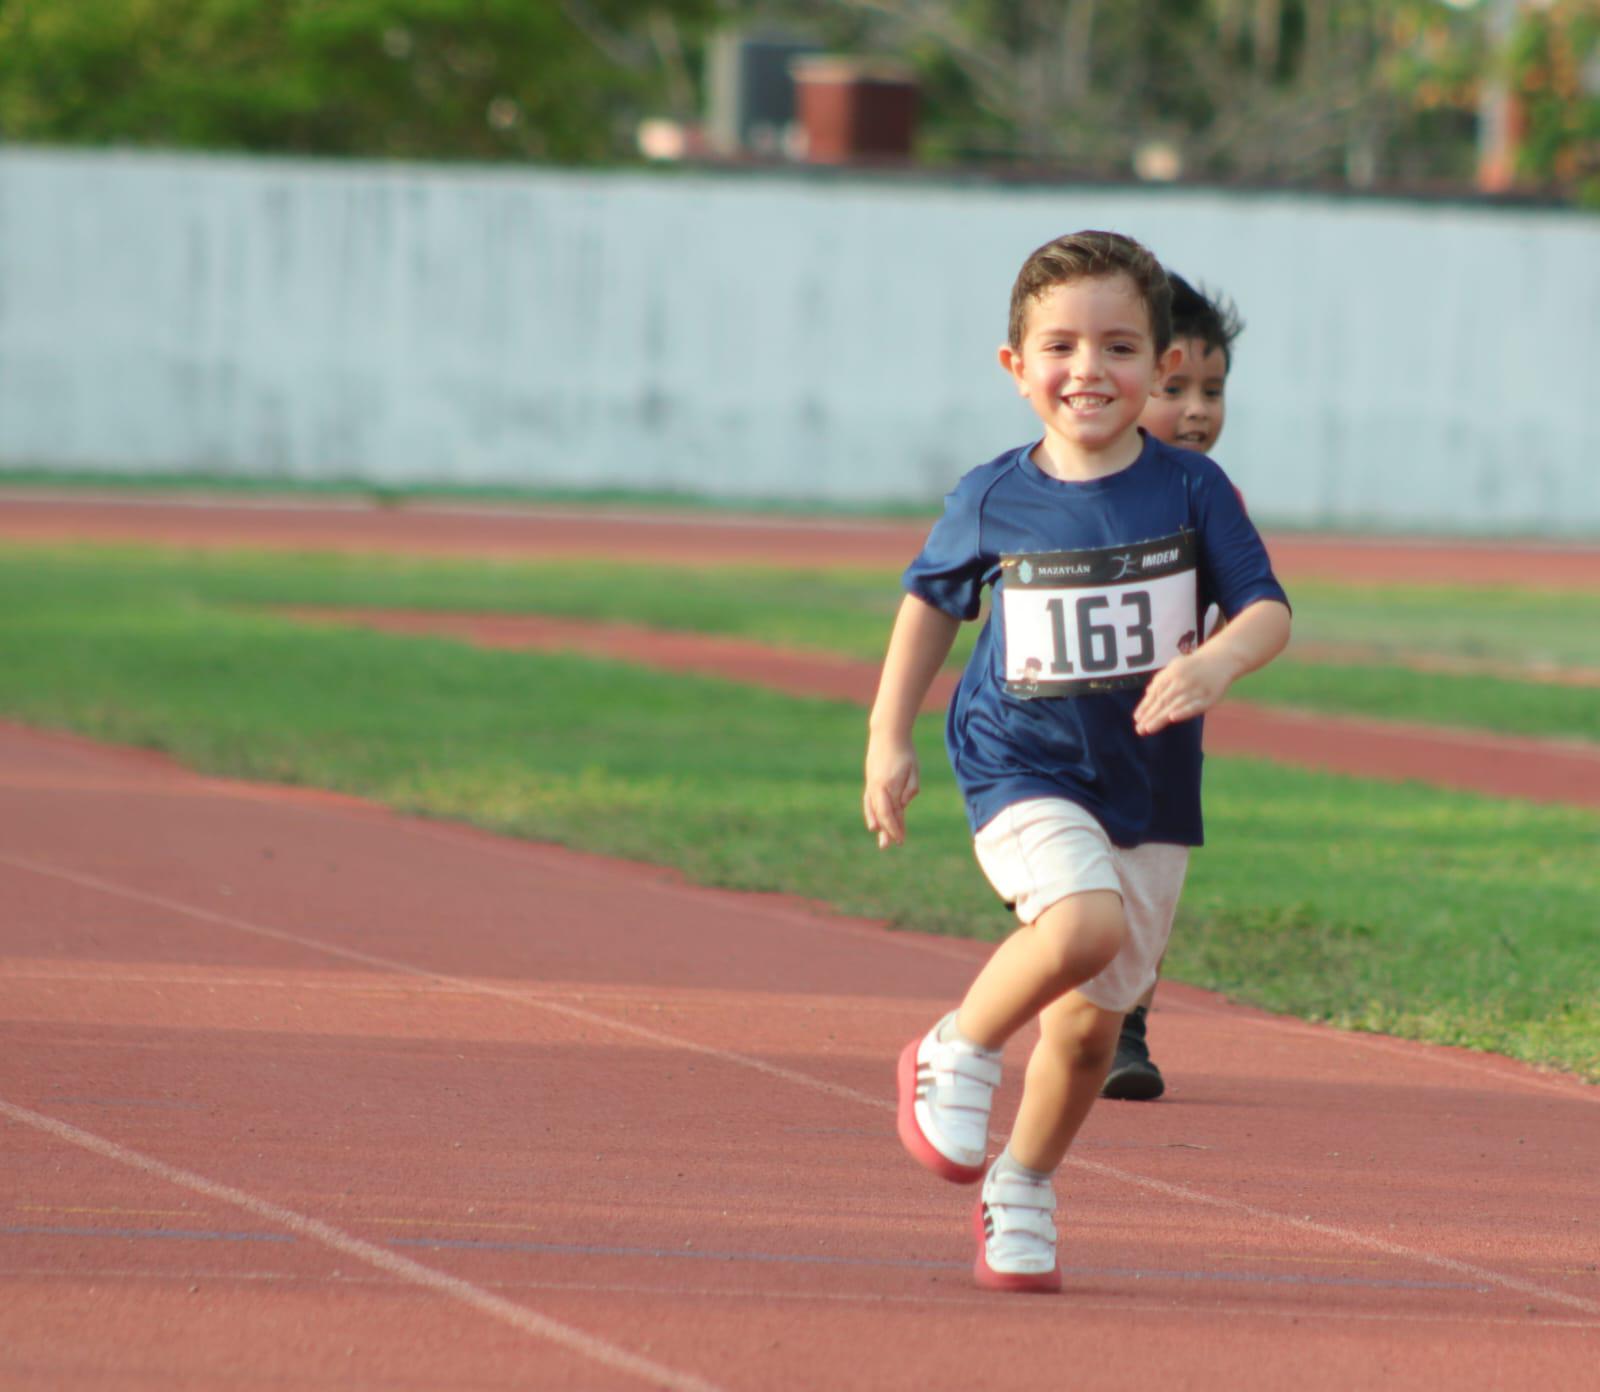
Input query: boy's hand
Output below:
<box><xmin>1135</xmin><ymin>598</ymin><xmax>1292</xmax><ymax>735</ymax></box>
<box><xmin>1132</xmin><ymin>649</ymin><xmax>1232</xmax><ymax>735</ymax></box>
<box><xmin>863</xmin><ymin>736</ymin><xmax>920</xmax><ymax>848</ymax></box>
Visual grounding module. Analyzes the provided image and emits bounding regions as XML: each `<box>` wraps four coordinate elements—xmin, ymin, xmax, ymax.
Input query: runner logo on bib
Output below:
<box><xmin>1001</xmin><ymin>530</ymin><xmax>1199</xmax><ymax>698</ymax></box>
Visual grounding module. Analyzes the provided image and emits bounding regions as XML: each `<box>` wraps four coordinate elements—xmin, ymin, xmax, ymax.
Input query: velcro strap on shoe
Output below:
<box><xmin>941</xmin><ymin>1049</ymin><xmax>1002</xmax><ymax>1088</ymax></box>
<box><xmin>988</xmin><ymin>1211</ymin><xmax>1058</xmax><ymax>1263</ymax></box>
<box><xmin>947</xmin><ymin>1056</ymin><xmax>998</xmax><ymax>1088</ymax></box>
<box><xmin>983</xmin><ymin>1172</ymin><xmax>1058</xmax><ymax>1271</ymax></box>
<box><xmin>934</xmin><ymin>1079</ymin><xmax>996</xmax><ymax>1111</ymax></box>
<box><xmin>985</xmin><ymin>1174</ymin><xmax>1054</xmax><ymax>1211</ymax></box>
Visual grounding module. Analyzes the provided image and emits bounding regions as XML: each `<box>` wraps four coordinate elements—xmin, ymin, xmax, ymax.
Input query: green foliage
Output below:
<box><xmin>783</xmin><ymin>0</ymin><xmax>1508</xmax><ymax>187</ymax></box>
<box><xmin>776</xmin><ymin>0</ymin><xmax>1600</xmax><ymax>198</ymax></box>
<box><xmin>1505</xmin><ymin>0</ymin><xmax>1600</xmax><ymax>203</ymax></box>
<box><xmin>0</xmin><ymin>0</ymin><xmax>716</xmax><ymax>161</ymax></box>
<box><xmin>2</xmin><ymin>0</ymin><xmax>1595</xmax><ymax>199</ymax></box>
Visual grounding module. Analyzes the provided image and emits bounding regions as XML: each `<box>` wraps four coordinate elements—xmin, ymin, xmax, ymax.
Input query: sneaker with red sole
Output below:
<box><xmin>896</xmin><ymin>1013</ymin><xmax>1000</xmax><ymax>1184</ymax></box>
<box><xmin>972</xmin><ymin>1164</ymin><xmax>1061</xmax><ymax>1293</ymax></box>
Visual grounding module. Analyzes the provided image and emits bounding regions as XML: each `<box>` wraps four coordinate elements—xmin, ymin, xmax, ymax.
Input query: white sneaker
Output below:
<box><xmin>973</xmin><ymin>1162</ymin><xmax>1061</xmax><ymax>1293</ymax></box>
<box><xmin>895</xmin><ymin>1013</ymin><xmax>1000</xmax><ymax>1184</ymax></box>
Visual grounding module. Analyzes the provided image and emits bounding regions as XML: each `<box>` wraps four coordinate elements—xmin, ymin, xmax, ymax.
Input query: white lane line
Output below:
<box><xmin>0</xmin><ymin>852</ymin><xmax>888</xmax><ymax>1113</ymax></box>
<box><xmin>280</xmin><ymin>814</ymin><xmax>1600</xmax><ymax>1095</ymax></box>
<box><xmin>1062</xmin><ymin>1154</ymin><xmax>1600</xmax><ymax>1315</ymax></box>
<box><xmin>0</xmin><ymin>769</ymin><xmax>987</xmax><ymax>965</ymax></box>
<box><xmin>2</xmin><ymin>1264</ymin><xmax>1598</xmax><ymax>1331</ymax></box>
<box><xmin>0</xmin><ymin>966</ymin><xmax>935</xmax><ymax>1020</ymax></box>
<box><xmin>5</xmin><ymin>849</ymin><xmax>1597</xmax><ymax>1319</ymax></box>
<box><xmin>0</xmin><ymin>966</ymin><xmax>484</xmax><ymax>995</ymax></box>
<box><xmin>0</xmin><ymin>1098</ymin><xmax>725</xmax><ymax>1392</ymax></box>
<box><xmin>380</xmin><ymin>813</ymin><xmax>994</xmax><ymax>965</ymax></box>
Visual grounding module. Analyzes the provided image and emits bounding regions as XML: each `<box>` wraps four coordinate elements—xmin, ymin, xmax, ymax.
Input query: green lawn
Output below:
<box><xmin>8</xmin><ymin>545</ymin><xmax>1596</xmax><ymax>742</ymax></box>
<box><xmin>3</xmin><ymin>543</ymin><xmax>1597</xmax><ymax>1080</ymax></box>
<box><xmin>1275</xmin><ymin>580</ymin><xmax>1600</xmax><ymax>671</ymax></box>
<box><xmin>4</xmin><ymin>544</ymin><xmax>922</xmax><ymax>662</ymax></box>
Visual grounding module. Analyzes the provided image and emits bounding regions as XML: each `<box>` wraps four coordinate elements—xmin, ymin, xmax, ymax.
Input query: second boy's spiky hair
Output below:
<box><xmin>1166</xmin><ymin>272</ymin><xmax>1245</xmax><ymax>369</ymax></box>
<box><xmin>1007</xmin><ymin>230</ymin><xmax>1172</xmax><ymax>354</ymax></box>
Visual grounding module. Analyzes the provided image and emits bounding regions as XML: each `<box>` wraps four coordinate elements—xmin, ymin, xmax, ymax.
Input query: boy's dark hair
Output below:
<box><xmin>1007</xmin><ymin>230</ymin><xmax>1172</xmax><ymax>354</ymax></box>
<box><xmin>1166</xmin><ymin>271</ymin><xmax>1245</xmax><ymax>369</ymax></box>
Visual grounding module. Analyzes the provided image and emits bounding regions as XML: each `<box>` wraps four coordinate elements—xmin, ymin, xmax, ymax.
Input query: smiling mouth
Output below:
<box><xmin>1175</xmin><ymin>430</ymin><xmax>1211</xmax><ymax>444</ymax></box>
<box><xmin>1064</xmin><ymin>394</ymin><xmax>1112</xmax><ymax>411</ymax></box>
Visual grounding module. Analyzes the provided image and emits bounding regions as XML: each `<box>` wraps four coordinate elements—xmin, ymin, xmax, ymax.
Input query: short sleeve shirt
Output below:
<box><xmin>903</xmin><ymin>433</ymin><xmax>1289</xmax><ymax>846</ymax></box>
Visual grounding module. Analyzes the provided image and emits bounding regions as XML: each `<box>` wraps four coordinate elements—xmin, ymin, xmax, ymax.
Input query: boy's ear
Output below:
<box><xmin>997</xmin><ymin>343</ymin><xmax>1028</xmax><ymax>393</ymax></box>
<box><xmin>1156</xmin><ymin>342</ymin><xmax>1184</xmax><ymax>380</ymax></box>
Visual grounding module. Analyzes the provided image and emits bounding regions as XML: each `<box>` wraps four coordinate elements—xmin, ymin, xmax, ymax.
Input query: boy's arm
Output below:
<box><xmin>864</xmin><ymin>593</ymin><xmax>962</xmax><ymax>848</ymax></box>
<box><xmin>1133</xmin><ymin>597</ymin><xmax>1290</xmax><ymax>736</ymax></box>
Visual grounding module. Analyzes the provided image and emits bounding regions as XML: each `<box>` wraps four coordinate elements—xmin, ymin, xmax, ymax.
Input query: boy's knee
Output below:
<box><xmin>1037</xmin><ymin>995</ymin><xmax>1123</xmax><ymax>1070</ymax></box>
<box><xmin>1030</xmin><ymin>891</ymin><xmax>1125</xmax><ymax>989</ymax></box>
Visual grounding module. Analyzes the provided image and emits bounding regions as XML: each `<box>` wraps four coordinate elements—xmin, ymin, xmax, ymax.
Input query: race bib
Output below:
<box><xmin>1000</xmin><ymin>531</ymin><xmax>1199</xmax><ymax>698</ymax></box>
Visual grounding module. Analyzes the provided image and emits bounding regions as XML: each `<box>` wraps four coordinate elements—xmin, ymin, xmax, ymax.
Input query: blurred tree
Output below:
<box><xmin>777</xmin><ymin>0</ymin><xmax>1501</xmax><ymax>187</ymax></box>
<box><xmin>752</xmin><ymin>0</ymin><xmax>1600</xmax><ymax>199</ymax></box>
<box><xmin>0</xmin><ymin>0</ymin><xmax>715</xmax><ymax>162</ymax></box>
<box><xmin>0</xmin><ymin>0</ymin><xmax>1591</xmax><ymax>201</ymax></box>
<box><xmin>1502</xmin><ymin>0</ymin><xmax>1600</xmax><ymax>203</ymax></box>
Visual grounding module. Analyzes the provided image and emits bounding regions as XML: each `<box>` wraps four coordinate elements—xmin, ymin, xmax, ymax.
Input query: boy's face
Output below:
<box><xmin>1141</xmin><ymin>336</ymin><xmax>1228</xmax><ymax>454</ymax></box>
<box><xmin>998</xmin><ymin>274</ymin><xmax>1177</xmax><ymax>470</ymax></box>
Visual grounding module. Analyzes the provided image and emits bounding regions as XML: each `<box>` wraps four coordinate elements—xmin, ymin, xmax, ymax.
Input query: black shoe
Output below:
<box><xmin>1100</xmin><ymin>1005</ymin><xmax>1165</xmax><ymax>1101</ymax></box>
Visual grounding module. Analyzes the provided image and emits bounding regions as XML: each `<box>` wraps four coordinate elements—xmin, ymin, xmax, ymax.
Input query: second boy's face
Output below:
<box><xmin>1141</xmin><ymin>337</ymin><xmax>1228</xmax><ymax>455</ymax></box>
<box><xmin>999</xmin><ymin>274</ymin><xmax>1174</xmax><ymax>475</ymax></box>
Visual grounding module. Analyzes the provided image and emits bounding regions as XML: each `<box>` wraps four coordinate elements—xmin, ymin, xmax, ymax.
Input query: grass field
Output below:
<box><xmin>3</xmin><ymin>542</ymin><xmax>1597</xmax><ymax>1080</ymax></box>
<box><xmin>10</xmin><ymin>546</ymin><xmax>1600</xmax><ymax>738</ymax></box>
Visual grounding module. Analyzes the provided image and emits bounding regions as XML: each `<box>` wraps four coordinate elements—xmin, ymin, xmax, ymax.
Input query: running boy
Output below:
<box><xmin>863</xmin><ymin>231</ymin><xmax>1290</xmax><ymax>1293</ymax></box>
<box><xmin>1140</xmin><ymin>271</ymin><xmax>1241</xmax><ymax>458</ymax></box>
<box><xmin>1102</xmin><ymin>271</ymin><xmax>1247</xmax><ymax>1103</ymax></box>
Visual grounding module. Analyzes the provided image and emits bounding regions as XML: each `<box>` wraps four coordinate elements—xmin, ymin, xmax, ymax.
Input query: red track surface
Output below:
<box><xmin>7</xmin><ymin>490</ymin><xmax>1600</xmax><ymax>1386</ymax></box>
<box><xmin>284</xmin><ymin>607</ymin><xmax>1600</xmax><ymax>810</ymax></box>
<box><xmin>4</xmin><ymin>489</ymin><xmax>1600</xmax><ymax>588</ymax></box>
<box><xmin>2</xmin><ymin>722</ymin><xmax>1597</xmax><ymax>1391</ymax></box>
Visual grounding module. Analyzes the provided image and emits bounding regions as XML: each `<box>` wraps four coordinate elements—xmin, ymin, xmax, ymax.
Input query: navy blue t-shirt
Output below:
<box><xmin>903</xmin><ymin>433</ymin><xmax>1288</xmax><ymax>847</ymax></box>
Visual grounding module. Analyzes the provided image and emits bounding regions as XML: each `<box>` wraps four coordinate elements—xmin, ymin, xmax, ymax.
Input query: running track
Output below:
<box><xmin>4</xmin><ymin>491</ymin><xmax>1599</xmax><ymax>1387</ymax></box>
<box><xmin>1</xmin><ymin>722</ymin><xmax>1596</xmax><ymax>1391</ymax></box>
<box><xmin>4</xmin><ymin>489</ymin><xmax>1600</xmax><ymax>587</ymax></box>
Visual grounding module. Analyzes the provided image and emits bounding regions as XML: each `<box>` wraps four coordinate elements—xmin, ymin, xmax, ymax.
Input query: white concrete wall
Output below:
<box><xmin>2</xmin><ymin>146</ymin><xmax>1597</xmax><ymax>534</ymax></box>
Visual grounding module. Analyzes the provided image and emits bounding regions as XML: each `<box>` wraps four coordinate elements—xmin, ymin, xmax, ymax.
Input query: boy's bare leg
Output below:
<box><xmin>1008</xmin><ymin>993</ymin><xmax>1123</xmax><ymax>1171</ymax></box>
<box><xmin>954</xmin><ymin>890</ymin><xmax>1125</xmax><ymax>1049</ymax></box>
<box><xmin>898</xmin><ymin>891</ymin><xmax>1123</xmax><ymax>1187</ymax></box>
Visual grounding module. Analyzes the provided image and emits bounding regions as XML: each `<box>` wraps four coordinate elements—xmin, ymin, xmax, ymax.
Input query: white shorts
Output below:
<box><xmin>972</xmin><ymin>797</ymin><xmax>1190</xmax><ymax>1014</ymax></box>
